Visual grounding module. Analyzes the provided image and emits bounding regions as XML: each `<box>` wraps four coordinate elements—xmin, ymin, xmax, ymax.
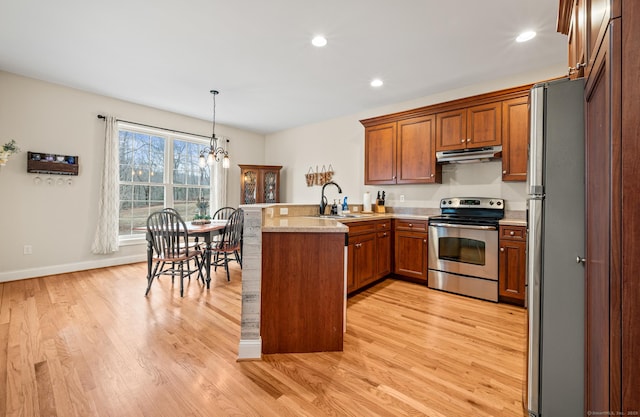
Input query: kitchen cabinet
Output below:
<box><xmin>501</xmin><ymin>95</ymin><xmax>529</xmax><ymax>181</ymax></box>
<box><xmin>347</xmin><ymin>221</ymin><xmax>384</xmax><ymax>293</ymax></box>
<box><xmin>394</xmin><ymin>219</ymin><xmax>428</xmax><ymax>282</ymax></box>
<box><xmin>376</xmin><ymin>220</ymin><xmax>392</xmax><ymax>278</ymax></box>
<box><xmin>435</xmin><ymin>102</ymin><xmax>502</xmax><ymax>152</ymax></box>
<box><xmin>239</xmin><ymin>164</ymin><xmax>282</xmax><ymax>204</ymax></box>
<box><xmin>498</xmin><ymin>226</ymin><xmax>526</xmax><ymax>306</ymax></box>
<box><xmin>363</xmin><ymin>116</ymin><xmax>441</xmax><ymax>185</ymax></box>
<box><xmin>560</xmin><ymin>0</ymin><xmax>620</xmax><ymax>80</ymax></box>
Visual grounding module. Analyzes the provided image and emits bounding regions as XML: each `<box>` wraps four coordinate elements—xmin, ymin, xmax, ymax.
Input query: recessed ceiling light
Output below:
<box><xmin>516</xmin><ymin>31</ymin><xmax>536</xmax><ymax>43</ymax></box>
<box><xmin>311</xmin><ymin>36</ymin><xmax>327</xmax><ymax>47</ymax></box>
<box><xmin>370</xmin><ymin>79</ymin><xmax>383</xmax><ymax>87</ymax></box>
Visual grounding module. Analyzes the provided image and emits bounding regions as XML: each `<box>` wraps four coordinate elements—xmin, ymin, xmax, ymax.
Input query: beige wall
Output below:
<box><xmin>265</xmin><ymin>64</ymin><xmax>567</xmax><ymax>212</ymax></box>
<box><xmin>0</xmin><ymin>71</ymin><xmax>265</xmax><ymax>281</ymax></box>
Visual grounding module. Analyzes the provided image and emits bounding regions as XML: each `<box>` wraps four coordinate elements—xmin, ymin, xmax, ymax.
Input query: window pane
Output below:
<box><xmin>118</xmin><ymin>126</ymin><xmax>211</xmax><ymax>239</ymax></box>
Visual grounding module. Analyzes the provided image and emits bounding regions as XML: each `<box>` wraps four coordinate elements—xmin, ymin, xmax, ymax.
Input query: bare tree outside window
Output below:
<box><xmin>118</xmin><ymin>128</ymin><xmax>211</xmax><ymax>238</ymax></box>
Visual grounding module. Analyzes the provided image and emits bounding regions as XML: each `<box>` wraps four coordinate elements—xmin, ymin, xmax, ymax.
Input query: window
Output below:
<box><xmin>118</xmin><ymin>124</ymin><xmax>211</xmax><ymax>240</ymax></box>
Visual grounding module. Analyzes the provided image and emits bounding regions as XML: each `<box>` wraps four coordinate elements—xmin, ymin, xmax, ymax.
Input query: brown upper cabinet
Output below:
<box><xmin>558</xmin><ymin>0</ymin><xmax>620</xmax><ymax>80</ymax></box>
<box><xmin>435</xmin><ymin>102</ymin><xmax>502</xmax><ymax>151</ymax></box>
<box><xmin>361</xmin><ymin>84</ymin><xmax>532</xmax><ymax>184</ymax></box>
<box><xmin>501</xmin><ymin>95</ymin><xmax>529</xmax><ymax>181</ymax></box>
<box><xmin>363</xmin><ymin>115</ymin><xmax>441</xmax><ymax>185</ymax></box>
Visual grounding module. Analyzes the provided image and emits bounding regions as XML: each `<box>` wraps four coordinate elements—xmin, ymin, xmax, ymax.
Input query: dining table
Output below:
<box><xmin>136</xmin><ymin>220</ymin><xmax>227</xmax><ymax>289</ymax></box>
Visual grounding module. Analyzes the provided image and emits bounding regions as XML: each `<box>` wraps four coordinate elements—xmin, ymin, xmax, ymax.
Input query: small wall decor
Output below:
<box><xmin>27</xmin><ymin>151</ymin><xmax>79</xmax><ymax>175</ymax></box>
<box><xmin>305</xmin><ymin>164</ymin><xmax>335</xmax><ymax>187</ymax></box>
<box><xmin>0</xmin><ymin>140</ymin><xmax>20</xmax><ymax>166</ymax></box>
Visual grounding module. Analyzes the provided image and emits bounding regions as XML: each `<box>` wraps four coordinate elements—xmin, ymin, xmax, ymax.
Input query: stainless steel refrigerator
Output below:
<box><xmin>526</xmin><ymin>78</ymin><xmax>585</xmax><ymax>417</ymax></box>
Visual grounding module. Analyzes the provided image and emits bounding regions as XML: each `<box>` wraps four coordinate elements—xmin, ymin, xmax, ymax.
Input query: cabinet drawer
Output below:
<box><xmin>394</xmin><ymin>219</ymin><xmax>428</xmax><ymax>232</ymax></box>
<box><xmin>500</xmin><ymin>225</ymin><xmax>526</xmax><ymax>240</ymax></box>
<box><xmin>348</xmin><ymin>221</ymin><xmax>377</xmax><ymax>236</ymax></box>
<box><xmin>376</xmin><ymin>221</ymin><xmax>391</xmax><ymax>231</ymax></box>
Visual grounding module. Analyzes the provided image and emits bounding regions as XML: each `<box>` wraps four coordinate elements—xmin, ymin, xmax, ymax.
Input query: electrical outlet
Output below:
<box><xmin>279</xmin><ymin>207</ymin><xmax>288</xmax><ymax>216</ymax></box>
<box><xmin>400</xmin><ymin>195</ymin><xmax>405</xmax><ymax>202</ymax></box>
<box><xmin>24</xmin><ymin>245</ymin><xmax>32</xmax><ymax>255</ymax></box>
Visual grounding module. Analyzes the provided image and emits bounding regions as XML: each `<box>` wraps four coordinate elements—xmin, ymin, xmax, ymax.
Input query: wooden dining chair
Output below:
<box><xmin>210</xmin><ymin>208</ymin><xmax>244</xmax><ymax>281</ymax></box>
<box><xmin>212</xmin><ymin>206</ymin><xmax>236</xmax><ymax>220</ymax></box>
<box><xmin>145</xmin><ymin>210</ymin><xmax>203</xmax><ymax>297</ymax></box>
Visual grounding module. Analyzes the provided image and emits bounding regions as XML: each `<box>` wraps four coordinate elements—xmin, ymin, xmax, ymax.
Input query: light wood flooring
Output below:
<box><xmin>0</xmin><ymin>263</ymin><xmax>527</xmax><ymax>417</ymax></box>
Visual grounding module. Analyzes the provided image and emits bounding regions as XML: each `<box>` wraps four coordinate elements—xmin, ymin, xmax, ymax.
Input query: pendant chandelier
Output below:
<box><xmin>198</xmin><ymin>89</ymin><xmax>230</xmax><ymax>168</ymax></box>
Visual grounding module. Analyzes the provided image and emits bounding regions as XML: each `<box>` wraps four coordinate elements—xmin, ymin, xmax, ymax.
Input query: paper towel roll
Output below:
<box><xmin>363</xmin><ymin>192</ymin><xmax>371</xmax><ymax>212</ymax></box>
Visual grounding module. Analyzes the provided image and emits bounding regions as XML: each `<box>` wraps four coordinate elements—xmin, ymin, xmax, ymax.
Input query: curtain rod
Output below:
<box><xmin>96</xmin><ymin>114</ymin><xmax>229</xmax><ymax>142</ymax></box>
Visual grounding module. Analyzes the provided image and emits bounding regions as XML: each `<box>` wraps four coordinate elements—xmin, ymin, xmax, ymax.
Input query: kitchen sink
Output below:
<box><xmin>317</xmin><ymin>213</ymin><xmax>366</xmax><ymax>219</ymax></box>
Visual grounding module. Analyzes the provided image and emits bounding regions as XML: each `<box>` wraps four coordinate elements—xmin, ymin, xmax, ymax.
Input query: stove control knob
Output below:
<box><xmin>497</xmin><ymin>201</ymin><xmax>502</xmax><ymax>206</ymax></box>
<box><xmin>448</xmin><ymin>200</ymin><xmax>452</xmax><ymax>205</ymax></box>
<box><xmin>489</xmin><ymin>201</ymin><xmax>494</xmax><ymax>205</ymax></box>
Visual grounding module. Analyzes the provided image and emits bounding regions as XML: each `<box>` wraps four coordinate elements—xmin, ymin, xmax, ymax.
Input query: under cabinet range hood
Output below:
<box><xmin>436</xmin><ymin>145</ymin><xmax>502</xmax><ymax>164</ymax></box>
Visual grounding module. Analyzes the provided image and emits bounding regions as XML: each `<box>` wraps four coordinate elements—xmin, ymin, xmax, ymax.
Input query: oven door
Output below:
<box><xmin>428</xmin><ymin>223</ymin><xmax>498</xmax><ymax>280</ymax></box>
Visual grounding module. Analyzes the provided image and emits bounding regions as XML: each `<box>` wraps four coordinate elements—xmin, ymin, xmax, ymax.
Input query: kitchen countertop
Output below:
<box><xmin>263</xmin><ymin>212</ymin><xmax>526</xmax><ymax>232</ymax></box>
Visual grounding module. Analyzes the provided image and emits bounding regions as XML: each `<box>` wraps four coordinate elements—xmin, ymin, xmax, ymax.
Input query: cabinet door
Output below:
<box><xmin>365</xmin><ymin>122</ymin><xmax>396</xmax><ymax>184</ymax></box>
<box><xmin>585</xmin><ymin>0</ymin><xmax>611</xmax><ymax>77</ymax></box>
<box><xmin>354</xmin><ymin>233</ymin><xmax>377</xmax><ymax>288</ymax></box>
<box><xmin>347</xmin><ymin>239</ymin><xmax>356</xmax><ymax>293</ymax></box>
<box><xmin>435</xmin><ymin>109</ymin><xmax>466</xmax><ymax>151</ymax></box>
<box><xmin>397</xmin><ymin>115</ymin><xmax>441</xmax><ymax>184</ymax></box>
<box><xmin>568</xmin><ymin>0</ymin><xmax>586</xmax><ymax>79</ymax></box>
<box><xmin>501</xmin><ymin>96</ymin><xmax>529</xmax><ymax>181</ymax></box>
<box><xmin>394</xmin><ymin>231</ymin><xmax>428</xmax><ymax>281</ymax></box>
<box><xmin>376</xmin><ymin>230</ymin><xmax>391</xmax><ymax>278</ymax></box>
<box><xmin>467</xmin><ymin>102</ymin><xmax>502</xmax><ymax>147</ymax></box>
<box><xmin>263</xmin><ymin>169</ymin><xmax>279</xmax><ymax>203</ymax></box>
<box><xmin>241</xmin><ymin>169</ymin><xmax>259</xmax><ymax>204</ymax></box>
<box><xmin>499</xmin><ymin>240</ymin><xmax>526</xmax><ymax>304</ymax></box>
<box><xmin>585</xmin><ymin>20</ymin><xmax>615</xmax><ymax>414</ymax></box>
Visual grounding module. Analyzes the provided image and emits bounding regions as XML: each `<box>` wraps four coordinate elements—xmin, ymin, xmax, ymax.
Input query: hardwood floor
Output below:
<box><xmin>0</xmin><ymin>263</ymin><xmax>526</xmax><ymax>417</ymax></box>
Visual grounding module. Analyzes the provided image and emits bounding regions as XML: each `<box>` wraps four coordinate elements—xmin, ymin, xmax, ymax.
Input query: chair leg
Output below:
<box><xmin>224</xmin><ymin>253</ymin><xmax>231</xmax><ymax>282</ymax></box>
<box><xmin>180</xmin><ymin>263</ymin><xmax>185</xmax><ymax>297</ymax></box>
<box><xmin>145</xmin><ymin>275</ymin><xmax>155</xmax><ymax>296</ymax></box>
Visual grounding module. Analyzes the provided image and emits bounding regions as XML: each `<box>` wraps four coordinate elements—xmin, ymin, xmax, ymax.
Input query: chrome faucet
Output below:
<box><xmin>319</xmin><ymin>181</ymin><xmax>343</xmax><ymax>215</ymax></box>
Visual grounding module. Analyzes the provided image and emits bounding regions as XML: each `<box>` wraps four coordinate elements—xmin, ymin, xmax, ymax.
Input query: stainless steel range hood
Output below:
<box><xmin>436</xmin><ymin>145</ymin><xmax>502</xmax><ymax>164</ymax></box>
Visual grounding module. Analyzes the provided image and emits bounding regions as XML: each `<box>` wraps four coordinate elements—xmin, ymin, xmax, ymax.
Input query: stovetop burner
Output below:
<box><xmin>429</xmin><ymin>197</ymin><xmax>505</xmax><ymax>226</ymax></box>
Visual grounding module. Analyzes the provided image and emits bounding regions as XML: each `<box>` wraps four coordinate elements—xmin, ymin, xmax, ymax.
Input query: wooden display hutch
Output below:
<box><xmin>239</xmin><ymin>164</ymin><xmax>282</xmax><ymax>204</ymax></box>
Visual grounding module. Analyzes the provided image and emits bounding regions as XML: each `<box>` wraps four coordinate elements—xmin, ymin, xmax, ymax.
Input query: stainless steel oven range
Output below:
<box><xmin>427</xmin><ymin>197</ymin><xmax>504</xmax><ymax>302</ymax></box>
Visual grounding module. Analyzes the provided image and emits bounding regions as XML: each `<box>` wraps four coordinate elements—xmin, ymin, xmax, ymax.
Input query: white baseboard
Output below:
<box><xmin>237</xmin><ymin>338</ymin><xmax>262</xmax><ymax>360</ymax></box>
<box><xmin>0</xmin><ymin>254</ymin><xmax>146</xmax><ymax>283</ymax></box>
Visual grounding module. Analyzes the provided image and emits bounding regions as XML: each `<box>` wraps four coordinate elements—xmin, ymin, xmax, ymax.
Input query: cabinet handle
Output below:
<box><xmin>460</xmin><ymin>139</ymin><xmax>465</xmax><ymax>143</ymax></box>
<box><xmin>383</xmin><ymin>232</ymin><xmax>387</xmax><ymax>237</ymax></box>
<box><xmin>502</xmin><ymin>170</ymin><xmax>507</xmax><ymax>174</ymax></box>
<box><xmin>500</xmin><ymin>247</ymin><xmax>505</xmax><ymax>252</ymax></box>
<box><xmin>509</xmin><ymin>231</ymin><xmax>515</xmax><ymax>236</ymax></box>
<box><xmin>409</xmin><ymin>223</ymin><xmax>413</xmax><ymax>227</ymax></box>
<box><xmin>423</xmin><ymin>239</ymin><xmax>427</xmax><ymax>243</ymax></box>
<box><xmin>430</xmin><ymin>174</ymin><xmax>434</xmax><ymax>177</ymax></box>
<box><xmin>466</xmin><ymin>138</ymin><xmax>471</xmax><ymax>142</ymax></box>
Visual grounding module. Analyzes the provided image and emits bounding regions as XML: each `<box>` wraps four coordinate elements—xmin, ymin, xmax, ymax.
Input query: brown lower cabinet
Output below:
<box><xmin>498</xmin><ymin>225</ymin><xmax>526</xmax><ymax>306</ymax></box>
<box><xmin>393</xmin><ymin>219</ymin><xmax>428</xmax><ymax>282</ymax></box>
<box><xmin>346</xmin><ymin>220</ymin><xmax>391</xmax><ymax>294</ymax></box>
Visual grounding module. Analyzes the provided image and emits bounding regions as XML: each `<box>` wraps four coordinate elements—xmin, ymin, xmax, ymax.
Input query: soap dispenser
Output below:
<box><xmin>342</xmin><ymin>197</ymin><xmax>349</xmax><ymax>213</ymax></box>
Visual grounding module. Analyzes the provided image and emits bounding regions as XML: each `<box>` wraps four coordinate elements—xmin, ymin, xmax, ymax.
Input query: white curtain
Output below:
<box><xmin>91</xmin><ymin>116</ymin><xmax>120</xmax><ymax>254</ymax></box>
<box><xmin>211</xmin><ymin>141</ymin><xmax>229</xmax><ymax>213</ymax></box>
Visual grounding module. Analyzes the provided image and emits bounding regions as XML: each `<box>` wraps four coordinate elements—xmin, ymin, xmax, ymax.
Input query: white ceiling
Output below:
<box><xmin>0</xmin><ymin>0</ymin><xmax>566</xmax><ymax>134</ymax></box>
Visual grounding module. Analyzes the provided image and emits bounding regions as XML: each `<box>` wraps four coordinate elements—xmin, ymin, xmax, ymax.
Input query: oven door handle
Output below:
<box><xmin>429</xmin><ymin>222</ymin><xmax>497</xmax><ymax>231</ymax></box>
